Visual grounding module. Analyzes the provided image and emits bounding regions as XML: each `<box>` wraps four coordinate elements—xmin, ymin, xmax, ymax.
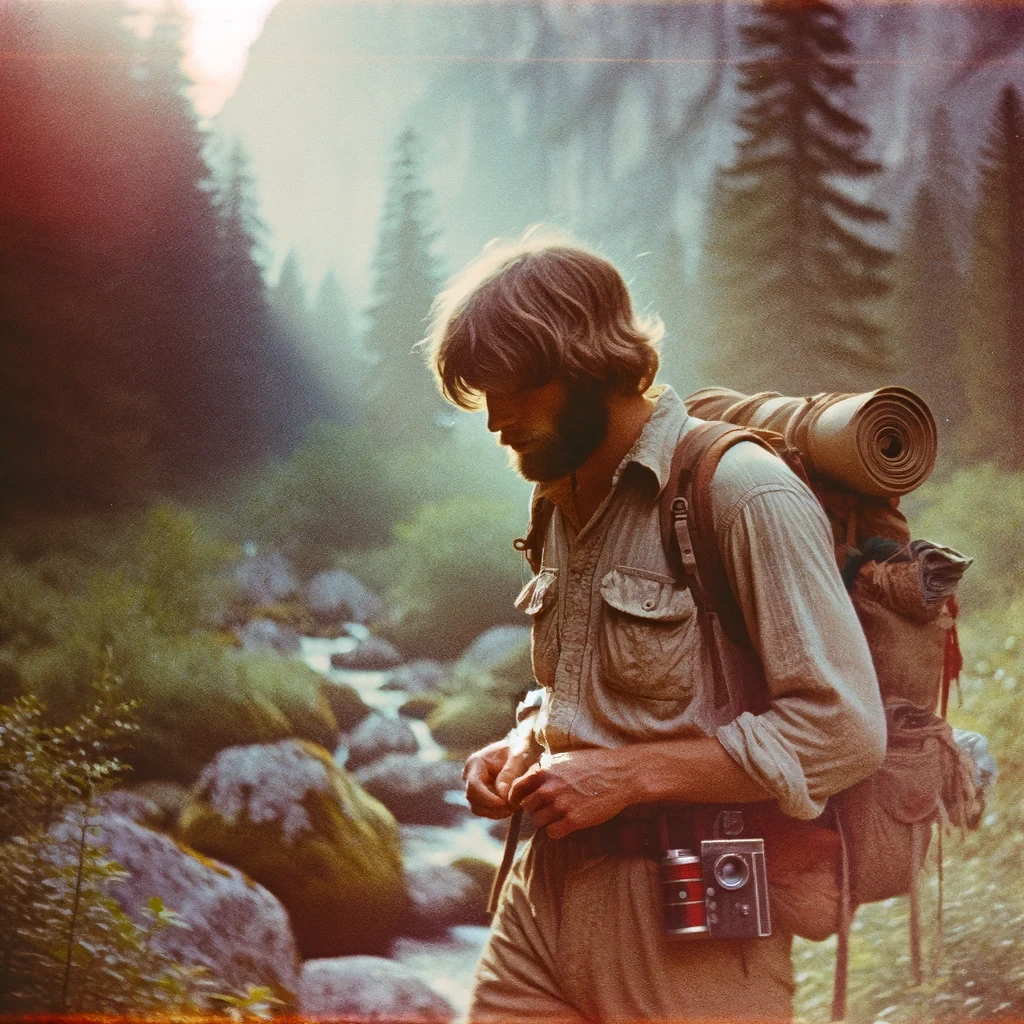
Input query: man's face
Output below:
<box><xmin>485</xmin><ymin>379</ymin><xmax>608</xmax><ymax>482</ymax></box>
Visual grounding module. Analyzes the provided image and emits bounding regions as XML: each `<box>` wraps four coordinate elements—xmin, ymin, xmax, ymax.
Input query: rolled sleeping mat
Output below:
<box><xmin>683</xmin><ymin>386</ymin><xmax>937</xmax><ymax>498</ymax></box>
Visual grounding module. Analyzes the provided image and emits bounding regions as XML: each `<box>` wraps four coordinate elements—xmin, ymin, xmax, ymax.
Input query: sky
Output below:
<box><xmin>126</xmin><ymin>0</ymin><xmax>279</xmax><ymax>117</ymax></box>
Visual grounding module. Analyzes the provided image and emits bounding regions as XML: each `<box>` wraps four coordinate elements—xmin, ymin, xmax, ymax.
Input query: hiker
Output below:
<box><xmin>424</xmin><ymin>229</ymin><xmax>887</xmax><ymax>1022</ymax></box>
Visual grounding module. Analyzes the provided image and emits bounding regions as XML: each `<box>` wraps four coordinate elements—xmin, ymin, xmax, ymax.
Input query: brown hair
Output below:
<box><xmin>424</xmin><ymin>227</ymin><xmax>662</xmax><ymax>410</ymax></box>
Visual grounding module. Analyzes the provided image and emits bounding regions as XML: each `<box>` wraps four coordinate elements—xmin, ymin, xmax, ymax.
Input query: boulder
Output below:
<box><xmin>427</xmin><ymin>690</ymin><xmax>514</xmax><ymax>754</ymax></box>
<box><xmin>235</xmin><ymin>551</ymin><xmax>299</xmax><ymax>606</ymax></box>
<box><xmin>297</xmin><ymin>956</ymin><xmax>453</xmax><ymax>1021</ymax></box>
<box><xmin>319</xmin><ymin>678</ymin><xmax>372</xmax><ymax>731</ymax></box>
<box><xmin>95</xmin><ymin>790</ymin><xmax>164</xmax><ymax>828</ymax></box>
<box><xmin>458</xmin><ymin>626</ymin><xmax>531</xmax><ymax>671</ymax></box>
<box><xmin>383</xmin><ymin>659</ymin><xmax>447</xmax><ymax>695</ymax></box>
<box><xmin>403</xmin><ymin>863</ymin><xmax>490</xmax><ymax>935</ymax></box>
<box><xmin>354</xmin><ymin>755</ymin><xmax>465</xmax><ymax>825</ymax></box>
<box><xmin>130</xmin><ymin>779</ymin><xmax>189</xmax><ymax>828</ymax></box>
<box><xmin>331</xmin><ymin>636</ymin><xmax>403</xmax><ymax>670</ymax></box>
<box><xmin>399</xmin><ymin>694</ymin><xmax>442</xmax><ymax>721</ymax></box>
<box><xmin>303</xmin><ymin>569</ymin><xmax>385</xmax><ymax>625</ymax></box>
<box><xmin>236</xmin><ymin>618</ymin><xmax>302</xmax><ymax>655</ymax></box>
<box><xmin>453</xmin><ymin>627</ymin><xmax>533</xmax><ymax>701</ymax></box>
<box><xmin>341</xmin><ymin>712</ymin><xmax>419</xmax><ymax>771</ymax></box>
<box><xmin>48</xmin><ymin>810</ymin><xmax>299</xmax><ymax>1001</ymax></box>
<box><xmin>239</xmin><ymin>656</ymin><xmax>341</xmax><ymax>753</ymax></box>
<box><xmin>178</xmin><ymin>739</ymin><xmax>408</xmax><ymax>959</ymax></box>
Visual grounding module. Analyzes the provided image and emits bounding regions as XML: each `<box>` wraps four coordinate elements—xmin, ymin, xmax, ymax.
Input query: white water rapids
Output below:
<box><xmin>300</xmin><ymin>633</ymin><xmax>505</xmax><ymax>1013</ymax></box>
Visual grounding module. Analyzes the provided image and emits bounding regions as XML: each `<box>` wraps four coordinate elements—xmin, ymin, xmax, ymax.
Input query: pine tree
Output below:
<box><xmin>888</xmin><ymin>186</ymin><xmax>964</xmax><ymax>445</ymax></box>
<box><xmin>272</xmin><ymin>248</ymin><xmax>310</xmax><ymax>335</ymax></box>
<box><xmin>312</xmin><ymin>271</ymin><xmax>364</xmax><ymax>416</ymax></box>
<box><xmin>699</xmin><ymin>0</ymin><xmax>892</xmax><ymax>396</ymax></box>
<box><xmin>362</xmin><ymin>129</ymin><xmax>446</xmax><ymax>435</ymax></box>
<box><xmin>926</xmin><ymin>107</ymin><xmax>972</xmax><ymax>272</ymax></box>
<box><xmin>957</xmin><ymin>85</ymin><xmax>1024</xmax><ymax>468</ymax></box>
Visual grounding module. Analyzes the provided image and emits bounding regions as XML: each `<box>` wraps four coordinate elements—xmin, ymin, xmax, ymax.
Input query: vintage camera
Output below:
<box><xmin>661</xmin><ymin>838</ymin><xmax>771</xmax><ymax>940</ymax></box>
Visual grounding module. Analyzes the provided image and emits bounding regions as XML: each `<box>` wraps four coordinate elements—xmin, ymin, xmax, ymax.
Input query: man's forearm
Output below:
<box><xmin>510</xmin><ymin>735</ymin><xmax>775</xmax><ymax>839</ymax></box>
<box><xmin>625</xmin><ymin>736</ymin><xmax>774</xmax><ymax>805</ymax></box>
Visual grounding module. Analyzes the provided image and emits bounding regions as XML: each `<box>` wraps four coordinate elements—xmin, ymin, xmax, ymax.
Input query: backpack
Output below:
<box><xmin>516</xmin><ymin>398</ymin><xmax>982</xmax><ymax>1020</ymax></box>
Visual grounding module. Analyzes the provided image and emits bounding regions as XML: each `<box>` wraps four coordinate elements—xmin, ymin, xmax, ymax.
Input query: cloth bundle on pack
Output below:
<box><xmin>677</xmin><ymin>387</ymin><xmax>988</xmax><ymax>1019</ymax></box>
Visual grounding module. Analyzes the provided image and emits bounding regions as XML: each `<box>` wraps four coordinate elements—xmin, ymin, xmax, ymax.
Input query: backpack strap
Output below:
<box><xmin>659</xmin><ymin>421</ymin><xmax>782</xmax><ymax>708</ymax></box>
<box><xmin>513</xmin><ymin>489</ymin><xmax>555</xmax><ymax>576</ymax></box>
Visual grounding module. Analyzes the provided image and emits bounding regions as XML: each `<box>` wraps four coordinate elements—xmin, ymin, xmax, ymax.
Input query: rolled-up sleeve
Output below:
<box><xmin>713</xmin><ymin>462</ymin><xmax>886</xmax><ymax>819</ymax></box>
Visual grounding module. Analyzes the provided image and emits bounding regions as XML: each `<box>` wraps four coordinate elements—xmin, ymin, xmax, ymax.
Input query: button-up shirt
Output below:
<box><xmin>515</xmin><ymin>385</ymin><xmax>885</xmax><ymax>819</ymax></box>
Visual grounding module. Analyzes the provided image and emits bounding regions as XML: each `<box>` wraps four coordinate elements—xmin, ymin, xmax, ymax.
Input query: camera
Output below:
<box><xmin>661</xmin><ymin>838</ymin><xmax>771</xmax><ymax>941</ymax></box>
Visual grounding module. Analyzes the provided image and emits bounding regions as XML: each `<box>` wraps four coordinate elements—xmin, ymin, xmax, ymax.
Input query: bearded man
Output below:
<box><xmin>425</xmin><ymin>230</ymin><xmax>886</xmax><ymax>1022</ymax></box>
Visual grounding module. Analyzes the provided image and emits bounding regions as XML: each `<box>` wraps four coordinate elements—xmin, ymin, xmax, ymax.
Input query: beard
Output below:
<box><xmin>513</xmin><ymin>385</ymin><xmax>609</xmax><ymax>483</ymax></box>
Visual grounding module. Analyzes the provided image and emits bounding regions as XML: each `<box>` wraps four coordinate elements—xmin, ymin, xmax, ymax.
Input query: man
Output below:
<box><xmin>425</xmin><ymin>229</ymin><xmax>886</xmax><ymax>1022</ymax></box>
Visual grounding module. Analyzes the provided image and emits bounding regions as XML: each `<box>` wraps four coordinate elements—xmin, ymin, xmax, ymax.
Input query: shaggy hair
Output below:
<box><xmin>424</xmin><ymin>227</ymin><xmax>663</xmax><ymax>410</ymax></box>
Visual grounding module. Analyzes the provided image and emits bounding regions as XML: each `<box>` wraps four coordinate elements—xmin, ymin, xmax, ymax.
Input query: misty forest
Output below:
<box><xmin>1</xmin><ymin>0</ymin><xmax>1022</xmax><ymax>1018</ymax></box>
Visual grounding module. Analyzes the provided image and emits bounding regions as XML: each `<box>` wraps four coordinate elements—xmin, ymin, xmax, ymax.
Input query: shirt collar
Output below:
<box><xmin>535</xmin><ymin>384</ymin><xmax>690</xmax><ymax>515</ymax></box>
<box><xmin>611</xmin><ymin>384</ymin><xmax>689</xmax><ymax>493</ymax></box>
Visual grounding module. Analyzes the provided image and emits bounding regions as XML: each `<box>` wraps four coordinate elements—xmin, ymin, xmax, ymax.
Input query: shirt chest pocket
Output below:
<box><xmin>515</xmin><ymin>568</ymin><xmax>560</xmax><ymax>688</ymax></box>
<box><xmin>598</xmin><ymin>566</ymin><xmax>700</xmax><ymax>701</ymax></box>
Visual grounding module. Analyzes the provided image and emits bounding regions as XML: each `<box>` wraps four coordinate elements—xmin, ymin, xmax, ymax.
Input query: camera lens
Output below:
<box><xmin>713</xmin><ymin>854</ymin><xmax>750</xmax><ymax>890</ymax></box>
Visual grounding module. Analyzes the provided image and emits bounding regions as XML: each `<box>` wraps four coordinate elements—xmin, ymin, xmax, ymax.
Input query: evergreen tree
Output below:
<box><xmin>272</xmin><ymin>248</ymin><xmax>310</xmax><ymax>334</ymax></box>
<box><xmin>926</xmin><ymin>107</ymin><xmax>972</xmax><ymax>271</ymax></box>
<box><xmin>312</xmin><ymin>271</ymin><xmax>364</xmax><ymax>416</ymax></box>
<box><xmin>957</xmin><ymin>85</ymin><xmax>1024</xmax><ymax>468</ymax></box>
<box><xmin>362</xmin><ymin>129</ymin><xmax>446</xmax><ymax>434</ymax></box>
<box><xmin>888</xmin><ymin>185</ymin><xmax>964</xmax><ymax>444</ymax></box>
<box><xmin>698</xmin><ymin>0</ymin><xmax>892</xmax><ymax>396</ymax></box>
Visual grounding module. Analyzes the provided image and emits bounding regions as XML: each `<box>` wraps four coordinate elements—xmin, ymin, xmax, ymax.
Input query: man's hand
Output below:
<box><xmin>462</xmin><ymin>734</ymin><xmax>541</xmax><ymax>819</ymax></box>
<box><xmin>507</xmin><ymin>747</ymin><xmax>640</xmax><ymax>840</ymax></box>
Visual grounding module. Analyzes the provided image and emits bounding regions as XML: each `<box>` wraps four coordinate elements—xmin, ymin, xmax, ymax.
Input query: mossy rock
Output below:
<box><xmin>321</xmin><ymin>679</ymin><xmax>372</xmax><ymax>731</ymax></box>
<box><xmin>251</xmin><ymin>600</ymin><xmax>317</xmax><ymax>634</ymax></box>
<box><xmin>398</xmin><ymin>694</ymin><xmax>441</xmax><ymax>721</ymax></box>
<box><xmin>450</xmin><ymin>855</ymin><xmax>498</xmax><ymax>893</ymax></box>
<box><xmin>426</xmin><ymin>690</ymin><xmax>514</xmax><ymax>754</ymax></box>
<box><xmin>178</xmin><ymin>739</ymin><xmax>408</xmax><ymax>959</ymax></box>
<box><xmin>135</xmin><ymin>692</ymin><xmax>295</xmax><ymax>784</ymax></box>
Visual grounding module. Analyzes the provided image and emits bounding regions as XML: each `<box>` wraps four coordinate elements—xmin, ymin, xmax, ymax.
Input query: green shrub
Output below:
<box><xmin>343</xmin><ymin>495</ymin><xmax>526</xmax><ymax>660</ymax></box>
<box><xmin>0</xmin><ymin>658</ymin><xmax>197</xmax><ymax>1015</ymax></box>
<box><xmin>238</xmin><ymin>424</ymin><xmax>417</xmax><ymax>575</ymax></box>
<box><xmin>19</xmin><ymin>570</ymin><xmax>337</xmax><ymax>783</ymax></box>
<box><xmin>135</xmin><ymin>504</ymin><xmax>239</xmax><ymax>635</ymax></box>
<box><xmin>793</xmin><ymin>602</ymin><xmax>1024</xmax><ymax>1022</ymax></box>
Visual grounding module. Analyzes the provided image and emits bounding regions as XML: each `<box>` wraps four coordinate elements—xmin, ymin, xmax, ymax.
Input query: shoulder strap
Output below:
<box><xmin>513</xmin><ymin>489</ymin><xmax>554</xmax><ymax>576</ymax></box>
<box><xmin>660</xmin><ymin>422</ymin><xmax>782</xmax><ymax>708</ymax></box>
<box><xmin>660</xmin><ymin>421</ymin><xmax>780</xmax><ymax>645</ymax></box>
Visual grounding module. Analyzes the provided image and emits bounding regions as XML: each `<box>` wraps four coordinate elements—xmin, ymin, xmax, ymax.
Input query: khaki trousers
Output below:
<box><xmin>467</xmin><ymin>830</ymin><xmax>795</xmax><ymax>1022</ymax></box>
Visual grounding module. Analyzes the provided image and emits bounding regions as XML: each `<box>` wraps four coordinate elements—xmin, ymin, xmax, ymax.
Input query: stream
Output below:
<box><xmin>301</xmin><ymin>633</ymin><xmax>503</xmax><ymax>1014</ymax></box>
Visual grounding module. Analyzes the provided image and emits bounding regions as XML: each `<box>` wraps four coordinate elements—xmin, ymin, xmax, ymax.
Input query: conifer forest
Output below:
<box><xmin>0</xmin><ymin>0</ymin><xmax>1022</xmax><ymax>1019</ymax></box>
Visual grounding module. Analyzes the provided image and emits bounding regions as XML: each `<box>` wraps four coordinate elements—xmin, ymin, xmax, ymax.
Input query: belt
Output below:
<box><xmin>589</xmin><ymin>801</ymin><xmax>798</xmax><ymax>859</ymax></box>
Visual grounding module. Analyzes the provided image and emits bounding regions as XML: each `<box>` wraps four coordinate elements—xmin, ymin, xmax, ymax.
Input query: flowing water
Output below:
<box><xmin>300</xmin><ymin>635</ymin><xmax>504</xmax><ymax>1014</ymax></box>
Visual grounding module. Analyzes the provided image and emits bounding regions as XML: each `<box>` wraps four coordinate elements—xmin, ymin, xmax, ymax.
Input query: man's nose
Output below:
<box><xmin>485</xmin><ymin>396</ymin><xmax>513</xmax><ymax>434</ymax></box>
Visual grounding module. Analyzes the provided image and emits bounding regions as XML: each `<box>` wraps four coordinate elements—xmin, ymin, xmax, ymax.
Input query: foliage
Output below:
<box><xmin>361</xmin><ymin>127</ymin><xmax>448</xmax><ymax>438</ymax></box>
<box><xmin>239</xmin><ymin>422</ymin><xmax>417</xmax><ymax>574</ymax></box>
<box><xmin>0</xmin><ymin>505</ymin><xmax>335</xmax><ymax>783</ymax></box>
<box><xmin>887</xmin><ymin>183</ymin><xmax>965</xmax><ymax>449</ymax></box>
<box><xmin>0</xmin><ymin>1</ymin><xmax>333</xmax><ymax>510</ymax></box>
<box><xmin>136</xmin><ymin>503</ymin><xmax>240</xmax><ymax>635</ymax></box>
<box><xmin>794</xmin><ymin>602</ymin><xmax>1024</xmax><ymax>1022</ymax></box>
<box><xmin>698</xmin><ymin>0</ymin><xmax>891</xmax><ymax>395</ymax></box>
<box><xmin>343</xmin><ymin>495</ymin><xmax>525</xmax><ymax>660</ymax></box>
<box><xmin>0</xmin><ymin>657</ymin><xmax>198</xmax><ymax>1014</ymax></box>
<box><xmin>908</xmin><ymin>463</ymin><xmax>1024</xmax><ymax>610</ymax></box>
<box><xmin>955</xmin><ymin>85</ymin><xmax>1024</xmax><ymax>469</ymax></box>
